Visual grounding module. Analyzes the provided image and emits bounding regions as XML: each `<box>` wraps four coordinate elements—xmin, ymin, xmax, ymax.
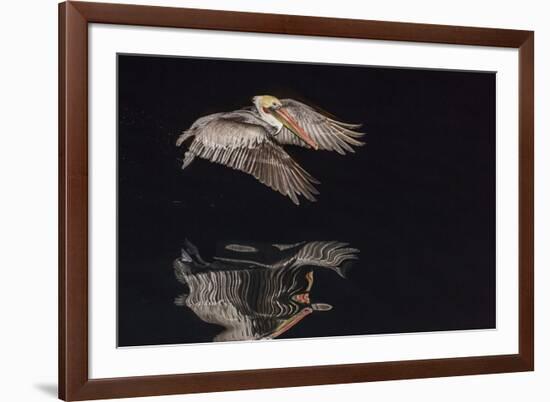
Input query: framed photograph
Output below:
<box><xmin>59</xmin><ymin>1</ymin><xmax>534</xmax><ymax>400</ymax></box>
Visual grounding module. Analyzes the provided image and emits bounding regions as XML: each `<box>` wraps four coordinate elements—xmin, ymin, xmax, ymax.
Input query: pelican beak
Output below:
<box><xmin>271</xmin><ymin>108</ymin><xmax>319</xmax><ymax>150</ymax></box>
<box><xmin>267</xmin><ymin>307</ymin><xmax>313</xmax><ymax>339</ymax></box>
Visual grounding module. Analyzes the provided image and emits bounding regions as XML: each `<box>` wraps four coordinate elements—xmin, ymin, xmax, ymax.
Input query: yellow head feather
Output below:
<box><xmin>257</xmin><ymin>95</ymin><xmax>282</xmax><ymax>109</ymax></box>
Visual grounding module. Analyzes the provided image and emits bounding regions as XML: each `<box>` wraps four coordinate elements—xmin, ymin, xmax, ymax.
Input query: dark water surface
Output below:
<box><xmin>117</xmin><ymin>54</ymin><xmax>496</xmax><ymax>347</ymax></box>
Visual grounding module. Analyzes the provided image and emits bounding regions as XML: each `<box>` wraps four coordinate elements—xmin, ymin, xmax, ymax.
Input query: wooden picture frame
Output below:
<box><xmin>59</xmin><ymin>1</ymin><xmax>534</xmax><ymax>400</ymax></box>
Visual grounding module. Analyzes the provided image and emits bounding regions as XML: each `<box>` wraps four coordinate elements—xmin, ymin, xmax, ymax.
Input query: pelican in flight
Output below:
<box><xmin>176</xmin><ymin>95</ymin><xmax>365</xmax><ymax>205</ymax></box>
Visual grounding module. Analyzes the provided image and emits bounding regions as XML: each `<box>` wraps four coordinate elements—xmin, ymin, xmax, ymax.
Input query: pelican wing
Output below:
<box><xmin>275</xmin><ymin>99</ymin><xmax>365</xmax><ymax>154</ymax></box>
<box><xmin>291</xmin><ymin>241</ymin><xmax>359</xmax><ymax>277</ymax></box>
<box><xmin>187</xmin><ymin>115</ymin><xmax>319</xmax><ymax>205</ymax></box>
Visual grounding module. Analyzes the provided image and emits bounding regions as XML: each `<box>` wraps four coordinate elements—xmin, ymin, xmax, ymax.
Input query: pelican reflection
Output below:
<box><xmin>174</xmin><ymin>240</ymin><xmax>359</xmax><ymax>342</ymax></box>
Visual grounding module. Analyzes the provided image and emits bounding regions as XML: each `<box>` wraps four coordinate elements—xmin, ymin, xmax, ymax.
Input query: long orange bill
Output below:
<box><xmin>267</xmin><ymin>307</ymin><xmax>313</xmax><ymax>339</ymax></box>
<box><xmin>272</xmin><ymin>108</ymin><xmax>319</xmax><ymax>150</ymax></box>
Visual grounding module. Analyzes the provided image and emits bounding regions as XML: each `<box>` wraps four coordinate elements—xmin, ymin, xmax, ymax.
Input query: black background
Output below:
<box><xmin>118</xmin><ymin>54</ymin><xmax>496</xmax><ymax>347</ymax></box>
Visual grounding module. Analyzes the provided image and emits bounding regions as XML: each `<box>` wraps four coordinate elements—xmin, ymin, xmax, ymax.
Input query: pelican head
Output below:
<box><xmin>253</xmin><ymin>95</ymin><xmax>283</xmax><ymax>112</ymax></box>
<box><xmin>252</xmin><ymin>95</ymin><xmax>318</xmax><ymax>150</ymax></box>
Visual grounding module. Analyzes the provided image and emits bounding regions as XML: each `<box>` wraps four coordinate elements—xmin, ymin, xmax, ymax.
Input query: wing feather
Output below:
<box><xmin>187</xmin><ymin>115</ymin><xmax>319</xmax><ymax>205</ymax></box>
<box><xmin>275</xmin><ymin>99</ymin><xmax>365</xmax><ymax>153</ymax></box>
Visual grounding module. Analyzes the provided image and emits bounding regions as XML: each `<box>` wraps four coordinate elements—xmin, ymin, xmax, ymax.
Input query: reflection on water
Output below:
<box><xmin>173</xmin><ymin>240</ymin><xmax>359</xmax><ymax>342</ymax></box>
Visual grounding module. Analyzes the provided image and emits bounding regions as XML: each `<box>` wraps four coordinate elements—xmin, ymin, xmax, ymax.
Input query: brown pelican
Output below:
<box><xmin>176</xmin><ymin>95</ymin><xmax>365</xmax><ymax>205</ymax></box>
<box><xmin>174</xmin><ymin>240</ymin><xmax>359</xmax><ymax>342</ymax></box>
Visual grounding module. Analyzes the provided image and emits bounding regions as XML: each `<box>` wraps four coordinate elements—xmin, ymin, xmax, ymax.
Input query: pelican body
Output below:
<box><xmin>177</xmin><ymin>95</ymin><xmax>365</xmax><ymax>205</ymax></box>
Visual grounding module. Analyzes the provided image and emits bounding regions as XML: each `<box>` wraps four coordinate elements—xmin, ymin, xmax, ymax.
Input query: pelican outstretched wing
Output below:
<box><xmin>275</xmin><ymin>99</ymin><xmax>365</xmax><ymax>154</ymax></box>
<box><xmin>187</xmin><ymin>115</ymin><xmax>319</xmax><ymax>205</ymax></box>
<box><xmin>215</xmin><ymin>240</ymin><xmax>359</xmax><ymax>278</ymax></box>
<box><xmin>291</xmin><ymin>241</ymin><xmax>359</xmax><ymax>277</ymax></box>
